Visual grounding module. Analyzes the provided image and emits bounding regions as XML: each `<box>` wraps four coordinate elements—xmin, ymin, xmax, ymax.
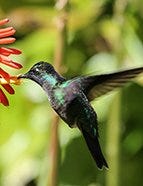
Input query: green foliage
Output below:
<box><xmin>1</xmin><ymin>0</ymin><xmax>143</xmax><ymax>186</ymax></box>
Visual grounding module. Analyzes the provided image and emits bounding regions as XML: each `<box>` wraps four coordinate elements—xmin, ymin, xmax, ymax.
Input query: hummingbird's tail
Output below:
<box><xmin>81</xmin><ymin>128</ymin><xmax>108</xmax><ymax>169</ymax></box>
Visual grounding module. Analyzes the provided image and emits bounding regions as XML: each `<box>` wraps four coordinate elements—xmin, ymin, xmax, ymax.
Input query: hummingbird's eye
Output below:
<box><xmin>33</xmin><ymin>68</ymin><xmax>40</xmax><ymax>73</ymax></box>
<box><xmin>35</xmin><ymin>68</ymin><xmax>39</xmax><ymax>72</ymax></box>
<box><xmin>31</xmin><ymin>67</ymin><xmax>41</xmax><ymax>75</ymax></box>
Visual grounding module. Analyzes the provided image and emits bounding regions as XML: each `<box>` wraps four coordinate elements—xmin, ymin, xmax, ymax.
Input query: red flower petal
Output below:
<box><xmin>0</xmin><ymin>27</ymin><xmax>13</xmax><ymax>34</ymax></box>
<box><xmin>0</xmin><ymin>54</ymin><xmax>12</xmax><ymax>62</ymax></box>
<box><xmin>0</xmin><ymin>37</ymin><xmax>15</xmax><ymax>44</ymax></box>
<box><xmin>0</xmin><ymin>18</ymin><xmax>9</xmax><ymax>26</ymax></box>
<box><xmin>0</xmin><ymin>47</ymin><xmax>22</xmax><ymax>56</ymax></box>
<box><xmin>2</xmin><ymin>84</ymin><xmax>15</xmax><ymax>94</ymax></box>
<box><xmin>9</xmin><ymin>61</ymin><xmax>23</xmax><ymax>69</ymax></box>
<box><xmin>0</xmin><ymin>48</ymin><xmax>10</xmax><ymax>56</ymax></box>
<box><xmin>0</xmin><ymin>68</ymin><xmax>10</xmax><ymax>81</ymax></box>
<box><xmin>8</xmin><ymin>48</ymin><xmax>22</xmax><ymax>55</ymax></box>
<box><xmin>0</xmin><ymin>28</ymin><xmax>16</xmax><ymax>38</ymax></box>
<box><xmin>0</xmin><ymin>88</ymin><xmax>9</xmax><ymax>106</ymax></box>
<box><xmin>0</xmin><ymin>55</ymin><xmax>23</xmax><ymax>69</ymax></box>
<box><xmin>0</xmin><ymin>59</ymin><xmax>23</xmax><ymax>69</ymax></box>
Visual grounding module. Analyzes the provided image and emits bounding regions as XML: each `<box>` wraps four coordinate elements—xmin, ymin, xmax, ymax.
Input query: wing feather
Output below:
<box><xmin>78</xmin><ymin>67</ymin><xmax>143</xmax><ymax>101</ymax></box>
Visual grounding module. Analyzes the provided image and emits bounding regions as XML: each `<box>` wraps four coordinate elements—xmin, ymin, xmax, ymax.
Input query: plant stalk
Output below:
<box><xmin>47</xmin><ymin>1</ymin><xmax>68</xmax><ymax>186</ymax></box>
<box><xmin>106</xmin><ymin>92</ymin><xmax>121</xmax><ymax>186</ymax></box>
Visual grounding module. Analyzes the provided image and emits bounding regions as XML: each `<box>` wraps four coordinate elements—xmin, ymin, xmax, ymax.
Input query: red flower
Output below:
<box><xmin>0</xmin><ymin>18</ymin><xmax>22</xmax><ymax>106</ymax></box>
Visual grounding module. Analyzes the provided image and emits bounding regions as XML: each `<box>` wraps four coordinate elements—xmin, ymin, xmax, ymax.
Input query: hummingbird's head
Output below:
<box><xmin>19</xmin><ymin>61</ymin><xmax>57</xmax><ymax>85</ymax></box>
<box><xmin>19</xmin><ymin>61</ymin><xmax>65</xmax><ymax>87</ymax></box>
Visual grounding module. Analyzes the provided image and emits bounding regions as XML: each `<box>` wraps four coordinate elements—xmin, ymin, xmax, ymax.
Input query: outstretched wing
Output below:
<box><xmin>78</xmin><ymin>67</ymin><xmax>143</xmax><ymax>101</ymax></box>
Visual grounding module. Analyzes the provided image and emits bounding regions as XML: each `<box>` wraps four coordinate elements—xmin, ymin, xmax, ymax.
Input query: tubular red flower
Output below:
<box><xmin>0</xmin><ymin>26</ymin><xmax>14</xmax><ymax>33</ymax></box>
<box><xmin>0</xmin><ymin>18</ymin><xmax>9</xmax><ymax>26</ymax></box>
<box><xmin>0</xmin><ymin>88</ymin><xmax>9</xmax><ymax>106</ymax></box>
<box><xmin>0</xmin><ymin>37</ymin><xmax>16</xmax><ymax>44</ymax></box>
<box><xmin>1</xmin><ymin>84</ymin><xmax>15</xmax><ymax>94</ymax></box>
<box><xmin>0</xmin><ymin>68</ymin><xmax>10</xmax><ymax>81</ymax></box>
<box><xmin>0</xmin><ymin>56</ymin><xmax>23</xmax><ymax>69</ymax></box>
<box><xmin>0</xmin><ymin>47</ymin><xmax>22</xmax><ymax>55</ymax></box>
<box><xmin>0</xmin><ymin>18</ymin><xmax>22</xmax><ymax>106</ymax></box>
<box><xmin>0</xmin><ymin>27</ymin><xmax>16</xmax><ymax>38</ymax></box>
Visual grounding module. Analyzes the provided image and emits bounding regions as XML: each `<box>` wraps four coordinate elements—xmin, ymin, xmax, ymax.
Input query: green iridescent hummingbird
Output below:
<box><xmin>19</xmin><ymin>61</ymin><xmax>143</xmax><ymax>169</ymax></box>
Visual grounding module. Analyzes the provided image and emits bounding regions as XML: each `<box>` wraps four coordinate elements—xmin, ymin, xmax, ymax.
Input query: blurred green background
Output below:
<box><xmin>1</xmin><ymin>0</ymin><xmax>143</xmax><ymax>186</ymax></box>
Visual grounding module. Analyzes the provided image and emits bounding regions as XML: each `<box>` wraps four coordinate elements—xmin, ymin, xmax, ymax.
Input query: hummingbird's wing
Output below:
<box><xmin>79</xmin><ymin>67</ymin><xmax>143</xmax><ymax>101</ymax></box>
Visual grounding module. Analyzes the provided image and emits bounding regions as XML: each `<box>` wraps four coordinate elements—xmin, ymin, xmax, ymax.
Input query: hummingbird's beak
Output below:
<box><xmin>18</xmin><ymin>73</ymin><xmax>29</xmax><ymax>79</ymax></box>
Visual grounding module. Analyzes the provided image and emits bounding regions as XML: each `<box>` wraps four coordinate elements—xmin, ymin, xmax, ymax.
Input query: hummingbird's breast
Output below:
<box><xmin>49</xmin><ymin>81</ymin><xmax>80</xmax><ymax>125</ymax></box>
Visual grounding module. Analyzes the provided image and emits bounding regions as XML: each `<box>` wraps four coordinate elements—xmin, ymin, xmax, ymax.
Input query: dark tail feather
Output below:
<box><xmin>81</xmin><ymin>129</ymin><xmax>108</xmax><ymax>169</ymax></box>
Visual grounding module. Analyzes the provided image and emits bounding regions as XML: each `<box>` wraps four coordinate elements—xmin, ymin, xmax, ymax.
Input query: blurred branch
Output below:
<box><xmin>47</xmin><ymin>114</ymin><xmax>60</xmax><ymax>186</ymax></box>
<box><xmin>106</xmin><ymin>92</ymin><xmax>121</xmax><ymax>186</ymax></box>
<box><xmin>114</xmin><ymin>0</ymin><xmax>128</xmax><ymax>16</ymax></box>
<box><xmin>114</xmin><ymin>0</ymin><xmax>128</xmax><ymax>25</ymax></box>
<box><xmin>47</xmin><ymin>1</ymin><xmax>68</xmax><ymax>186</ymax></box>
<box><xmin>54</xmin><ymin>3</ymin><xmax>68</xmax><ymax>72</ymax></box>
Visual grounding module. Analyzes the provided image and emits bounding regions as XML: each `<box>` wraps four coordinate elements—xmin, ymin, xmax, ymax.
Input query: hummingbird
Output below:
<box><xmin>19</xmin><ymin>61</ymin><xmax>143</xmax><ymax>169</ymax></box>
